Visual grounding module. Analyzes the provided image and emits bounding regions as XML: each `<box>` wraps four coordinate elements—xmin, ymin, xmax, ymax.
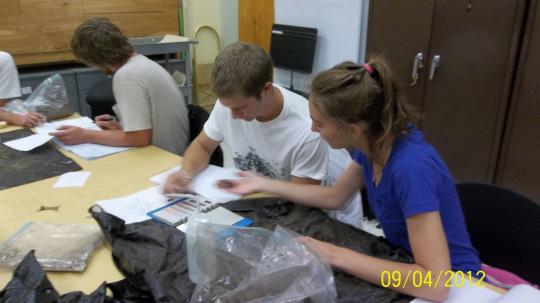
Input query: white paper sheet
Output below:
<box><xmin>159</xmin><ymin>34</ymin><xmax>190</xmax><ymax>43</ymax></box>
<box><xmin>495</xmin><ymin>284</ymin><xmax>540</xmax><ymax>303</ymax></box>
<box><xmin>53</xmin><ymin>171</ymin><xmax>92</xmax><ymax>188</ymax></box>
<box><xmin>35</xmin><ymin>117</ymin><xmax>130</xmax><ymax>160</ymax></box>
<box><xmin>149</xmin><ymin>165</ymin><xmax>181</xmax><ymax>184</ymax></box>
<box><xmin>96</xmin><ymin>186</ymin><xmax>170</xmax><ymax>224</ymax></box>
<box><xmin>3</xmin><ymin>133</ymin><xmax>53</xmax><ymax>151</ymax></box>
<box><xmin>411</xmin><ymin>274</ymin><xmax>501</xmax><ymax>303</ymax></box>
<box><xmin>150</xmin><ymin>165</ymin><xmax>242</xmax><ymax>203</ymax></box>
<box><xmin>412</xmin><ymin>281</ymin><xmax>540</xmax><ymax>303</ymax></box>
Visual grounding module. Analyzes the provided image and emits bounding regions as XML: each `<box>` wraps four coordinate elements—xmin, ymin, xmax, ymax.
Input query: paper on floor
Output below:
<box><xmin>3</xmin><ymin>133</ymin><xmax>53</xmax><ymax>151</ymax></box>
<box><xmin>150</xmin><ymin>164</ymin><xmax>242</xmax><ymax>203</ymax></box>
<box><xmin>53</xmin><ymin>171</ymin><xmax>92</xmax><ymax>188</ymax></box>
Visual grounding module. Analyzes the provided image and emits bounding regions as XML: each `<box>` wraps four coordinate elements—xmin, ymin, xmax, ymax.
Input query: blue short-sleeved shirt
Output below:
<box><xmin>353</xmin><ymin>127</ymin><xmax>481</xmax><ymax>273</ymax></box>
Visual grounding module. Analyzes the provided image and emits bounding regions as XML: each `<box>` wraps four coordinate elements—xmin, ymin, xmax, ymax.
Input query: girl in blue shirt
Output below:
<box><xmin>221</xmin><ymin>57</ymin><xmax>481</xmax><ymax>301</ymax></box>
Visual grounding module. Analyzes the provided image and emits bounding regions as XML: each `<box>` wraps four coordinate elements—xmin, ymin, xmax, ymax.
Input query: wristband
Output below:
<box><xmin>176</xmin><ymin>170</ymin><xmax>194</xmax><ymax>182</ymax></box>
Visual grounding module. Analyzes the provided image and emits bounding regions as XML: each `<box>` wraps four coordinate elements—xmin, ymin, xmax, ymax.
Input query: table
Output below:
<box><xmin>0</xmin><ymin>124</ymin><xmax>506</xmax><ymax>301</ymax></box>
<box><xmin>0</xmin><ymin>123</ymin><xmax>182</xmax><ymax>294</ymax></box>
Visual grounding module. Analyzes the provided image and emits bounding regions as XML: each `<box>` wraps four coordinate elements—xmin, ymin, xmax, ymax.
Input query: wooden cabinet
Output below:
<box><xmin>0</xmin><ymin>0</ymin><xmax>178</xmax><ymax>66</ymax></box>
<box><xmin>367</xmin><ymin>0</ymin><xmax>435</xmax><ymax>111</ymax></box>
<box><xmin>367</xmin><ymin>0</ymin><xmax>528</xmax><ymax>183</ymax></box>
<box><xmin>497</xmin><ymin>1</ymin><xmax>540</xmax><ymax>203</ymax></box>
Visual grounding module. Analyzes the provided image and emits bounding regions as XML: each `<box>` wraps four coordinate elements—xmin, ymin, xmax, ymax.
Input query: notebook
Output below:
<box><xmin>147</xmin><ymin>195</ymin><xmax>252</xmax><ymax>232</ymax></box>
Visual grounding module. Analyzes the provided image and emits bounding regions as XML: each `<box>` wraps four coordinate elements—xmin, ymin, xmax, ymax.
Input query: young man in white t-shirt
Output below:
<box><xmin>164</xmin><ymin>42</ymin><xmax>363</xmax><ymax>228</ymax></box>
<box><xmin>48</xmin><ymin>18</ymin><xmax>190</xmax><ymax>155</ymax></box>
<box><xmin>0</xmin><ymin>51</ymin><xmax>46</xmax><ymax>127</ymax></box>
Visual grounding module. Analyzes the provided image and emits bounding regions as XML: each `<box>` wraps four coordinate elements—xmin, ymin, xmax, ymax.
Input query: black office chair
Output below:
<box><xmin>85</xmin><ymin>78</ymin><xmax>116</xmax><ymax>119</ymax></box>
<box><xmin>187</xmin><ymin>104</ymin><xmax>224</xmax><ymax>167</ymax></box>
<box><xmin>456</xmin><ymin>183</ymin><xmax>540</xmax><ymax>285</ymax></box>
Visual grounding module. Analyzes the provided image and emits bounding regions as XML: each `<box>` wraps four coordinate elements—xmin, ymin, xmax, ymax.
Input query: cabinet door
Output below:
<box><xmin>239</xmin><ymin>0</ymin><xmax>274</xmax><ymax>52</ymax></box>
<box><xmin>421</xmin><ymin>0</ymin><xmax>527</xmax><ymax>182</ymax></box>
<box><xmin>497</xmin><ymin>1</ymin><xmax>540</xmax><ymax>203</ymax></box>
<box><xmin>366</xmin><ymin>0</ymin><xmax>436</xmax><ymax>112</ymax></box>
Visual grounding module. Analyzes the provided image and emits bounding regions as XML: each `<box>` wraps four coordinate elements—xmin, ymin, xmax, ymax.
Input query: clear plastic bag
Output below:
<box><xmin>0</xmin><ymin>222</ymin><xmax>103</xmax><ymax>271</ymax></box>
<box><xmin>187</xmin><ymin>220</ymin><xmax>337</xmax><ymax>303</ymax></box>
<box><xmin>2</xmin><ymin>73</ymin><xmax>73</xmax><ymax>120</ymax></box>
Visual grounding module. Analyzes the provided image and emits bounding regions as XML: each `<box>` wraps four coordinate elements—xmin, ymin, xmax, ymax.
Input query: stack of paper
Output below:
<box><xmin>35</xmin><ymin>117</ymin><xmax>130</xmax><ymax>160</ymax></box>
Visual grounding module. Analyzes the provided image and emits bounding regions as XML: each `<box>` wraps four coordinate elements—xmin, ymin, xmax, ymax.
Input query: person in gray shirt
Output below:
<box><xmin>50</xmin><ymin>17</ymin><xmax>190</xmax><ymax>155</ymax></box>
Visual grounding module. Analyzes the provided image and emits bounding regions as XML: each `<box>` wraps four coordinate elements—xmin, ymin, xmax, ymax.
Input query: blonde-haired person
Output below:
<box><xmin>0</xmin><ymin>51</ymin><xmax>45</xmax><ymax>127</ymax></box>
<box><xmin>164</xmin><ymin>42</ymin><xmax>363</xmax><ymax>228</ymax></box>
<box><xmin>49</xmin><ymin>18</ymin><xmax>190</xmax><ymax>155</ymax></box>
<box><xmin>220</xmin><ymin>57</ymin><xmax>481</xmax><ymax>301</ymax></box>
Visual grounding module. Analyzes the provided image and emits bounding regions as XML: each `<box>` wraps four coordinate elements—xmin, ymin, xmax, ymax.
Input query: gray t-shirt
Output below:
<box><xmin>112</xmin><ymin>55</ymin><xmax>189</xmax><ymax>154</ymax></box>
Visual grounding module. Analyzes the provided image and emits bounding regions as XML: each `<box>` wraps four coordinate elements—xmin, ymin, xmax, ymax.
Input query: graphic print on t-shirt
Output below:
<box><xmin>233</xmin><ymin>146</ymin><xmax>285</xmax><ymax>179</ymax></box>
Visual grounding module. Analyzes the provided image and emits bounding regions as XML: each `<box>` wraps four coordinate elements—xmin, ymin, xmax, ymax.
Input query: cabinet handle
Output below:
<box><xmin>410</xmin><ymin>52</ymin><xmax>424</xmax><ymax>86</ymax></box>
<box><xmin>429</xmin><ymin>55</ymin><xmax>441</xmax><ymax>80</ymax></box>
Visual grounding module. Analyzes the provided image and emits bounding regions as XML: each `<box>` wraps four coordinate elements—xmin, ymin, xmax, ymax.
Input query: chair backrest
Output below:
<box><xmin>456</xmin><ymin>183</ymin><xmax>540</xmax><ymax>284</ymax></box>
<box><xmin>85</xmin><ymin>78</ymin><xmax>116</xmax><ymax>119</ymax></box>
<box><xmin>187</xmin><ymin>104</ymin><xmax>223</xmax><ymax>167</ymax></box>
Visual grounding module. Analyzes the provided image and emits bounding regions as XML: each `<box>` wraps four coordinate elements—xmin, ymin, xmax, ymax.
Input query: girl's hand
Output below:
<box><xmin>217</xmin><ymin>171</ymin><xmax>266</xmax><ymax>195</ymax></box>
<box><xmin>299</xmin><ymin>236</ymin><xmax>339</xmax><ymax>265</ymax></box>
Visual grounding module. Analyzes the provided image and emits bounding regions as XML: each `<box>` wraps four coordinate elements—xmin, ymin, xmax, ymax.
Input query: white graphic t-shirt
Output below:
<box><xmin>204</xmin><ymin>85</ymin><xmax>328</xmax><ymax>181</ymax></box>
<box><xmin>204</xmin><ymin>85</ymin><xmax>364</xmax><ymax>229</ymax></box>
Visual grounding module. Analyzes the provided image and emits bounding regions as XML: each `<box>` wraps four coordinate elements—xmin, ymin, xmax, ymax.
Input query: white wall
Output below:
<box><xmin>274</xmin><ymin>0</ymin><xmax>369</xmax><ymax>93</ymax></box>
<box><xmin>220</xmin><ymin>0</ymin><xmax>239</xmax><ymax>48</ymax></box>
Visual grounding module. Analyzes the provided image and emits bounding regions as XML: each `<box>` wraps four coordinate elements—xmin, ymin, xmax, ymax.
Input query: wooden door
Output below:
<box><xmin>239</xmin><ymin>0</ymin><xmax>274</xmax><ymax>51</ymax></box>
<box><xmin>366</xmin><ymin>0</ymin><xmax>436</xmax><ymax>112</ymax></box>
<box><xmin>497</xmin><ymin>0</ymin><xmax>540</xmax><ymax>203</ymax></box>
<box><xmin>420</xmin><ymin>0</ymin><xmax>527</xmax><ymax>182</ymax></box>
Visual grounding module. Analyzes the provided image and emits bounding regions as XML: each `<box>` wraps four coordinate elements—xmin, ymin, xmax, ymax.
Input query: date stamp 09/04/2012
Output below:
<box><xmin>381</xmin><ymin>270</ymin><xmax>486</xmax><ymax>289</ymax></box>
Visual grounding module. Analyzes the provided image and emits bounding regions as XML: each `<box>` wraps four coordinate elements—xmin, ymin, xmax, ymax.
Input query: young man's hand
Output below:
<box><xmin>49</xmin><ymin>125</ymin><xmax>88</xmax><ymax>145</ymax></box>
<box><xmin>163</xmin><ymin>171</ymin><xmax>193</xmax><ymax>194</ymax></box>
<box><xmin>11</xmin><ymin>112</ymin><xmax>46</xmax><ymax>127</ymax></box>
<box><xmin>95</xmin><ymin>114</ymin><xmax>121</xmax><ymax>130</ymax></box>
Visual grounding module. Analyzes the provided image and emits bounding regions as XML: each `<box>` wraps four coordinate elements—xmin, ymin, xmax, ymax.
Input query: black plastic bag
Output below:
<box><xmin>90</xmin><ymin>197</ymin><xmax>412</xmax><ymax>303</ymax></box>
<box><xmin>0</xmin><ymin>250</ymin><xmax>115</xmax><ymax>303</ymax></box>
<box><xmin>90</xmin><ymin>206</ymin><xmax>195</xmax><ymax>303</ymax></box>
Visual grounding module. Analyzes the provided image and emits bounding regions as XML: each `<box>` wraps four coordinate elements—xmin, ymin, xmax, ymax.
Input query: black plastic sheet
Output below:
<box><xmin>2</xmin><ymin>197</ymin><xmax>414</xmax><ymax>302</ymax></box>
<box><xmin>90</xmin><ymin>197</ymin><xmax>413</xmax><ymax>302</ymax></box>
<box><xmin>222</xmin><ymin>198</ymin><xmax>414</xmax><ymax>303</ymax></box>
<box><xmin>0</xmin><ymin>128</ymin><xmax>81</xmax><ymax>190</ymax></box>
